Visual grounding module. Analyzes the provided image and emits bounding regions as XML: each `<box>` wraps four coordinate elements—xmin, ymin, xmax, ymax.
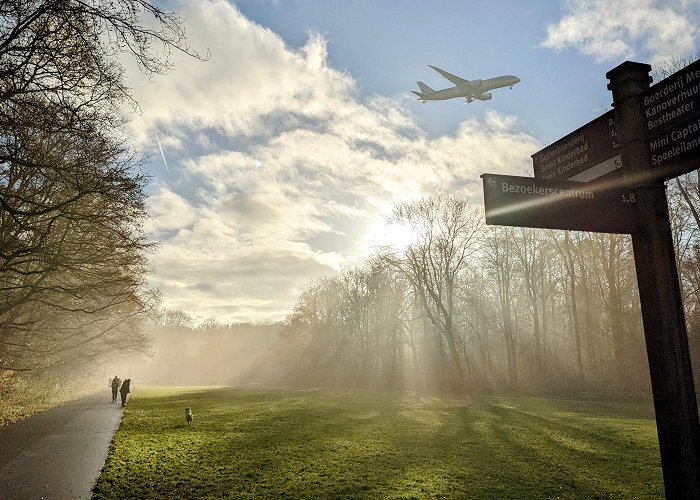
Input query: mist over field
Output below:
<box><xmin>2</xmin><ymin>0</ymin><xmax>700</xmax><ymax>448</ymax></box>
<box><xmin>136</xmin><ymin>314</ymin><xmax>282</xmax><ymax>387</ymax></box>
<box><xmin>4</xmin><ymin>2</ymin><xmax>700</xmax><ymax>497</ymax></box>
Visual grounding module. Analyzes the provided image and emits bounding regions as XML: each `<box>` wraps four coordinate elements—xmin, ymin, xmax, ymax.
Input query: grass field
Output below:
<box><xmin>92</xmin><ymin>387</ymin><xmax>663</xmax><ymax>499</ymax></box>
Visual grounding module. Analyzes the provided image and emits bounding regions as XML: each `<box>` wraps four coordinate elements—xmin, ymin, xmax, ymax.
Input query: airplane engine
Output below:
<box><xmin>476</xmin><ymin>92</ymin><xmax>492</xmax><ymax>101</ymax></box>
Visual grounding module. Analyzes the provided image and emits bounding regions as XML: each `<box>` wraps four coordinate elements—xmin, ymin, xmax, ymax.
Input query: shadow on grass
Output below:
<box><xmin>94</xmin><ymin>387</ymin><xmax>664</xmax><ymax>499</ymax></box>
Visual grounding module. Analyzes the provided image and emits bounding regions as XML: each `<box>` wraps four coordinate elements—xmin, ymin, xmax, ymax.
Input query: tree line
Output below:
<box><xmin>138</xmin><ymin>308</ymin><xmax>282</xmax><ymax>386</ymax></box>
<box><xmin>259</xmin><ymin>180</ymin><xmax>700</xmax><ymax>398</ymax></box>
<box><xmin>0</xmin><ymin>1</ymin><xmax>200</xmax><ymax>378</ymax></box>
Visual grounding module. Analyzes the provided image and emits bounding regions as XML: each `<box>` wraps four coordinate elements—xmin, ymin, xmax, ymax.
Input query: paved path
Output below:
<box><xmin>0</xmin><ymin>392</ymin><xmax>124</xmax><ymax>500</ymax></box>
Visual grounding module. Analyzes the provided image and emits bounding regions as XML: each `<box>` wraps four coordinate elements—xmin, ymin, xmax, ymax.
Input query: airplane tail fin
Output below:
<box><xmin>411</xmin><ymin>90</ymin><xmax>428</xmax><ymax>103</ymax></box>
<box><xmin>417</xmin><ymin>81</ymin><xmax>434</xmax><ymax>94</ymax></box>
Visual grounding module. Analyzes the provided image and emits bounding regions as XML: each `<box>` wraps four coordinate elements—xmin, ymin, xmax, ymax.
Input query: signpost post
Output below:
<box><xmin>607</xmin><ymin>61</ymin><xmax>700</xmax><ymax>499</ymax></box>
<box><xmin>482</xmin><ymin>60</ymin><xmax>700</xmax><ymax>498</ymax></box>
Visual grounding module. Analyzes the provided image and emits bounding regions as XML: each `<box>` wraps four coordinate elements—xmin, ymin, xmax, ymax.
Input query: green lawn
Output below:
<box><xmin>93</xmin><ymin>387</ymin><xmax>663</xmax><ymax>499</ymax></box>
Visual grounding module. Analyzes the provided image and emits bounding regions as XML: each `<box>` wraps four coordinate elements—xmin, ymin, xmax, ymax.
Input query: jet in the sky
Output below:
<box><xmin>412</xmin><ymin>65</ymin><xmax>520</xmax><ymax>104</ymax></box>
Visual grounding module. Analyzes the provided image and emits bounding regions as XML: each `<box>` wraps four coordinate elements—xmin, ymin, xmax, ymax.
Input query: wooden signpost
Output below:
<box><xmin>532</xmin><ymin>110</ymin><xmax>621</xmax><ymax>182</ymax></box>
<box><xmin>483</xmin><ymin>61</ymin><xmax>700</xmax><ymax>498</ymax></box>
<box><xmin>481</xmin><ymin>173</ymin><xmax>638</xmax><ymax>233</ymax></box>
<box><xmin>641</xmin><ymin>58</ymin><xmax>700</xmax><ymax>184</ymax></box>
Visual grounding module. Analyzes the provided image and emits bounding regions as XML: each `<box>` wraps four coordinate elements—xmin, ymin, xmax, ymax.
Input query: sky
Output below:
<box><xmin>122</xmin><ymin>0</ymin><xmax>700</xmax><ymax>323</ymax></box>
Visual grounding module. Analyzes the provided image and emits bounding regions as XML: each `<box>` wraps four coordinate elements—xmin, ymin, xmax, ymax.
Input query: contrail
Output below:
<box><xmin>155</xmin><ymin>132</ymin><xmax>170</xmax><ymax>173</ymax></box>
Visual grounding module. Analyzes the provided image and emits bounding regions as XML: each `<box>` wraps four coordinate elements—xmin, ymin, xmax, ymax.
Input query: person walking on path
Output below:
<box><xmin>110</xmin><ymin>375</ymin><xmax>121</xmax><ymax>403</ymax></box>
<box><xmin>119</xmin><ymin>379</ymin><xmax>131</xmax><ymax>407</ymax></box>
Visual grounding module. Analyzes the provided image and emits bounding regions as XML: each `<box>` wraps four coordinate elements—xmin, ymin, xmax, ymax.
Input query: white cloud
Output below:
<box><xmin>541</xmin><ymin>0</ymin><xmax>699</xmax><ymax>66</ymax></box>
<box><xmin>126</xmin><ymin>1</ymin><xmax>540</xmax><ymax>323</ymax></box>
<box><xmin>145</xmin><ymin>186</ymin><xmax>197</xmax><ymax>234</ymax></box>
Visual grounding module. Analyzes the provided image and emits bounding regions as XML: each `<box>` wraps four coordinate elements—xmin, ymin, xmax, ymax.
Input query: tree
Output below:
<box><xmin>0</xmin><ymin>119</ymin><xmax>156</xmax><ymax>372</ymax></box>
<box><xmin>457</xmin><ymin>269</ymin><xmax>497</xmax><ymax>388</ymax></box>
<box><xmin>0</xmin><ymin>1</ymin><xmax>203</xmax><ymax>374</ymax></box>
<box><xmin>383</xmin><ymin>196</ymin><xmax>482</xmax><ymax>390</ymax></box>
<box><xmin>551</xmin><ymin>231</ymin><xmax>585</xmax><ymax>385</ymax></box>
<box><xmin>512</xmin><ymin>227</ymin><xmax>549</xmax><ymax>379</ymax></box>
<box><xmin>0</xmin><ymin>1</ymin><xmax>202</xmax><ymax>104</ymax></box>
<box><xmin>592</xmin><ymin>233</ymin><xmax>647</xmax><ymax>394</ymax></box>
<box><xmin>1</xmin><ymin>0</ymin><xmax>205</xmax><ymax>227</ymax></box>
<box><xmin>482</xmin><ymin>226</ymin><xmax>519</xmax><ymax>391</ymax></box>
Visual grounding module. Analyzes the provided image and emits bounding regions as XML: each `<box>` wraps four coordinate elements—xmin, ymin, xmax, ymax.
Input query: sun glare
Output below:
<box><xmin>366</xmin><ymin>219</ymin><xmax>418</xmax><ymax>252</ymax></box>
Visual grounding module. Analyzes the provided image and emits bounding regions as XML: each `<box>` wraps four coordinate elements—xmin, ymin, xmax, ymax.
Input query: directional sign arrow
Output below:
<box><xmin>481</xmin><ymin>173</ymin><xmax>640</xmax><ymax>234</ymax></box>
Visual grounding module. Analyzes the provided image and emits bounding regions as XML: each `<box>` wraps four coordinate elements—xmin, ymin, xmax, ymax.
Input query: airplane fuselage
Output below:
<box><xmin>426</xmin><ymin>75</ymin><xmax>520</xmax><ymax>101</ymax></box>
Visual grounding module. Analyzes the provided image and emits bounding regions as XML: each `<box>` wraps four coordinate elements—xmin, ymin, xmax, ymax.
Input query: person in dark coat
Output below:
<box><xmin>110</xmin><ymin>375</ymin><xmax>121</xmax><ymax>403</ymax></box>
<box><xmin>120</xmin><ymin>379</ymin><xmax>131</xmax><ymax>407</ymax></box>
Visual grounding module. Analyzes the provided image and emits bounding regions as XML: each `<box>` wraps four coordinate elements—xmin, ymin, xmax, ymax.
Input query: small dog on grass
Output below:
<box><xmin>185</xmin><ymin>407</ymin><xmax>193</xmax><ymax>426</ymax></box>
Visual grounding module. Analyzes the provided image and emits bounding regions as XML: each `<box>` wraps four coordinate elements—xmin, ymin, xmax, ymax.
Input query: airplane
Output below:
<box><xmin>412</xmin><ymin>65</ymin><xmax>520</xmax><ymax>104</ymax></box>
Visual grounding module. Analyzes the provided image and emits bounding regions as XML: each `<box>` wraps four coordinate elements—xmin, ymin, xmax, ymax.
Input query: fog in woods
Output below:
<box><xmin>2</xmin><ymin>1</ymin><xmax>700</xmax><ymax>418</ymax></box>
<box><xmin>109</xmin><ymin>187</ymin><xmax>700</xmax><ymax>401</ymax></box>
<box><xmin>135</xmin><ymin>312</ymin><xmax>281</xmax><ymax>387</ymax></box>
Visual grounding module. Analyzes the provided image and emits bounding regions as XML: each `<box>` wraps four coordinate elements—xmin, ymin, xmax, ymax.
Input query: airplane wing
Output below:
<box><xmin>428</xmin><ymin>65</ymin><xmax>471</xmax><ymax>86</ymax></box>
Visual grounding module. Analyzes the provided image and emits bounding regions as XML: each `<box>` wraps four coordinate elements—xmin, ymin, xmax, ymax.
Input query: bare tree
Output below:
<box><xmin>512</xmin><ymin>227</ymin><xmax>549</xmax><ymax>379</ymax></box>
<box><xmin>0</xmin><ymin>1</ymin><xmax>204</xmax><ymax>103</ymax></box>
<box><xmin>0</xmin><ymin>124</ymin><xmax>155</xmax><ymax>372</ymax></box>
<box><xmin>482</xmin><ymin>226</ymin><xmax>519</xmax><ymax>391</ymax></box>
<box><xmin>591</xmin><ymin>233</ymin><xmax>647</xmax><ymax>393</ymax></box>
<box><xmin>550</xmin><ymin>231</ymin><xmax>585</xmax><ymax>385</ymax></box>
<box><xmin>0</xmin><ymin>1</ymin><xmax>203</xmax><ymax>374</ymax></box>
<box><xmin>382</xmin><ymin>196</ymin><xmax>482</xmax><ymax>390</ymax></box>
